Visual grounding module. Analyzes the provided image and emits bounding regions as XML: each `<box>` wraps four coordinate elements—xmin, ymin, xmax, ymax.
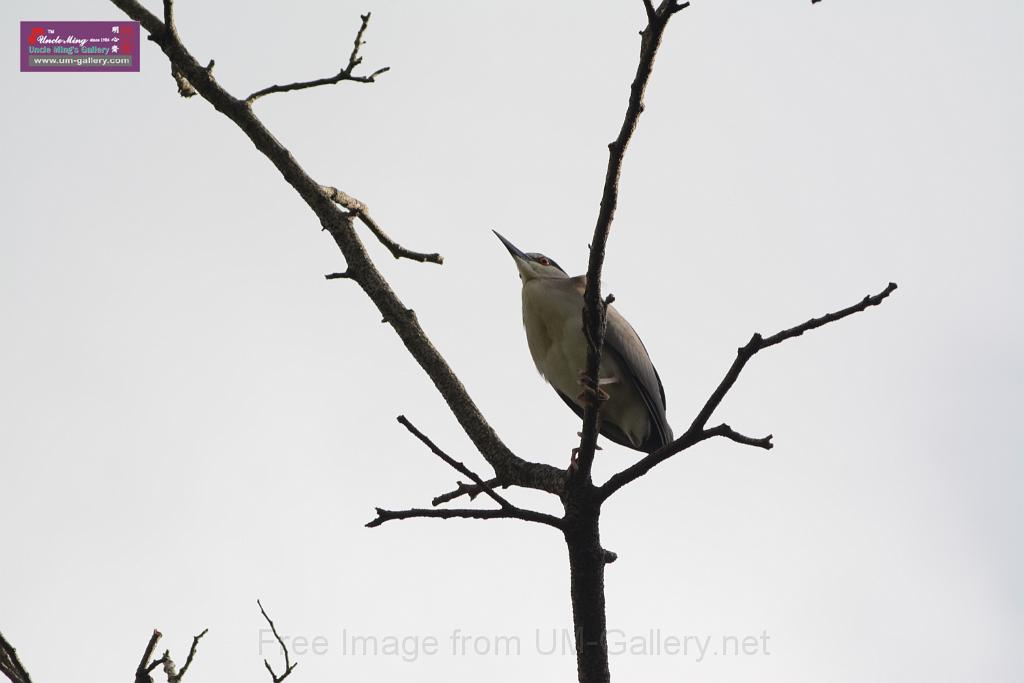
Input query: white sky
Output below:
<box><xmin>2</xmin><ymin>1</ymin><xmax>1021</xmax><ymax>681</ymax></box>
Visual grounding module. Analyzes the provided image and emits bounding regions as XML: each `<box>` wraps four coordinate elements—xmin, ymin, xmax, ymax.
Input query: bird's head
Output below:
<box><xmin>493</xmin><ymin>231</ymin><xmax>568</xmax><ymax>282</ymax></box>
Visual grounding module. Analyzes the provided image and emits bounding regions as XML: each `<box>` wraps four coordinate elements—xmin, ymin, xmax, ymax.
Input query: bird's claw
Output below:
<box><xmin>577</xmin><ymin>370</ymin><xmax>615</xmax><ymax>405</ymax></box>
<box><xmin>577</xmin><ymin>387</ymin><xmax>609</xmax><ymax>405</ymax></box>
<box><xmin>576</xmin><ymin>373</ymin><xmax>610</xmax><ymax>406</ymax></box>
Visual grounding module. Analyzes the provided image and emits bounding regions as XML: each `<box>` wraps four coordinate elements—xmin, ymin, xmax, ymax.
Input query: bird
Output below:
<box><xmin>493</xmin><ymin>231</ymin><xmax>673</xmax><ymax>455</ymax></box>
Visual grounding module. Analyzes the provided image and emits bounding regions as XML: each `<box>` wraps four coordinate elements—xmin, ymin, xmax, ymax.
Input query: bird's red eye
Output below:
<box><xmin>538</xmin><ymin>257</ymin><xmax>550</xmax><ymax>266</ymax></box>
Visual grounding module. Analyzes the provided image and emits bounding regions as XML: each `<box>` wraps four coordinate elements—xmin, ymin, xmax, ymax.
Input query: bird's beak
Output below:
<box><xmin>493</xmin><ymin>230</ymin><xmax>529</xmax><ymax>263</ymax></box>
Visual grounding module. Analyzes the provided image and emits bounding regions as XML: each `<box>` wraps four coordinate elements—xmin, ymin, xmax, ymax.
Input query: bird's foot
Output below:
<box><xmin>576</xmin><ymin>388</ymin><xmax>608</xmax><ymax>406</ymax></box>
<box><xmin>576</xmin><ymin>371</ymin><xmax>611</xmax><ymax>406</ymax></box>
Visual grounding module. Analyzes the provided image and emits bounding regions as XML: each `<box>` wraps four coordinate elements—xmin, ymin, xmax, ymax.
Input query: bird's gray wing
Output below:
<box><xmin>603</xmin><ymin>305</ymin><xmax>673</xmax><ymax>452</ymax></box>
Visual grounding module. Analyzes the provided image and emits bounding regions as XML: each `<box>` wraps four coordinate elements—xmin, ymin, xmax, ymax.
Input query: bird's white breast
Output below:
<box><xmin>521</xmin><ymin>278</ymin><xmax>588</xmax><ymax>400</ymax></box>
<box><xmin>520</xmin><ymin>278</ymin><xmax>651</xmax><ymax>448</ymax></box>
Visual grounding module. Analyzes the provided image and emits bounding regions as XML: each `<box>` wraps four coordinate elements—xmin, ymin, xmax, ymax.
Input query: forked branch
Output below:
<box><xmin>321</xmin><ymin>186</ymin><xmax>443</xmax><ymax>264</ymax></box>
<box><xmin>368</xmin><ymin>416</ymin><xmax>564</xmax><ymax>530</ymax></box>
<box><xmin>599</xmin><ymin>282</ymin><xmax>898</xmax><ymax>500</ymax></box>
<box><xmin>396</xmin><ymin>415</ymin><xmax>511</xmax><ymax>508</ymax></box>
<box><xmin>168</xmin><ymin>630</ymin><xmax>208</xmax><ymax>683</ymax></box>
<box><xmin>258</xmin><ymin>600</ymin><xmax>297</xmax><ymax>683</ymax></box>
<box><xmin>132</xmin><ymin>627</ymin><xmax>208</xmax><ymax>683</ymax></box>
<box><xmin>246</xmin><ymin>13</ymin><xmax>390</xmax><ymax>104</ymax></box>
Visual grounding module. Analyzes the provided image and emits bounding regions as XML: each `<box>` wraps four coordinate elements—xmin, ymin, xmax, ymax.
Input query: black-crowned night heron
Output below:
<box><xmin>494</xmin><ymin>231</ymin><xmax>673</xmax><ymax>454</ymax></box>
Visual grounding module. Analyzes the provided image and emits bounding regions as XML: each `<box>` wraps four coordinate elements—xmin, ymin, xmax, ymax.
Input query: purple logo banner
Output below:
<box><xmin>21</xmin><ymin>21</ymin><xmax>140</xmax><ymax>72</ymax></box>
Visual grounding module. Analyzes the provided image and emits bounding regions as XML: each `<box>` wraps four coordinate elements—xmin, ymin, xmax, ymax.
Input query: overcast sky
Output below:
<box><xmin>3</xmin><ymin>1</ymin><xmax>1022</xmax><ymax>681</ymax></box>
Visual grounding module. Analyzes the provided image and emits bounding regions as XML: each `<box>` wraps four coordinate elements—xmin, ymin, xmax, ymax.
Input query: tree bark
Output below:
<box><xmin>564</xmin><ymin>492</ymin><xmax>610</xmax><ymax>683</ymax></box>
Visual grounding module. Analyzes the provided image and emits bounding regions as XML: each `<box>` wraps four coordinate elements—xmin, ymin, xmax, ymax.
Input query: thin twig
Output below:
<box><xmin>599</xmin><ymin>282</ymin><xmax>898</xmax><ymax>500</ymax></box>
<box><xmin>145</xmin><ymin>656</ymin><xmax>167</xmax><ymax>675</ymax></box>
<box><xmin>431</xmin><ymin>477</ymin><xmax>506</xmax><ymax>506</ymax></box>
<box><xmin>246</xmin><ymin>13</ymin><xmax>389</xmax><ymax>103</ymax></box>
<box><xmin>381</xmin><ymin>416</ymin><xmax>564</xmax><ymax>529</ymax></box>
<box><xmin>397</xmin><ymin>415</ymin><xmax>512</xmax><ymax>508</ymax></box>
<box><xmin>705</xmin><ymin>424</ymin><xmax>773</xmax><ymax>449</ymax></box>
<box><xmin>321</xmin><ymin>186</ymin><xmax>444</xmax><ymax>264</ymax></box>
<box><xmin>379</xmin><ymin>417</ymin><xmax>563</xmax><ymax>530</ymax></box>
<box><xmin>366</xmin><ymin>506</ymin><xmax>563</xmax><ymax>530</ymax></box>
<box><xmin>258</xmin><ymin>601</ymin><xmax>297</xmax><ymax>683</ymax></box>
<box><xmin>171</xmin><ymin>629</ymin><xmax>208</xmax><ymax>682</ymax></box>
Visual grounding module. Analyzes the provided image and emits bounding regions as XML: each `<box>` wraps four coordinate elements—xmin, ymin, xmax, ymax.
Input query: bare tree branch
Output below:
<box><xmin>574</xmin><ymin>0</ymin><xmax>689</xmax><ymax>483</ymax></box>
<box><xmin>376</xmin><ymin>416</ymin><xmax>563</xmax><ymax>530</ymax></box>
<box><xmin>145</xmin><ymin>657</ymin><xmax>167</xmax><ymax>675</ymax></box>
<box><xmin>321</xmin><ymin>186</ymin><xmax>443</xmax><ymax>264</ymax></box>
<box><xmin>108</xmin><ymin>0</ymin><xmax>567</xmax><ymax>499</ymax></box>
<box><xmin>161</xmin><ymin>0</ymin><xmax>175</xmax><ymax>33</ymax></box>
<box><xmin>258</xmin><ymin>601</ymin><xmax>297</xmax><ymax>683</ymax></box>
<box><xmin>431</xmin><ymin>476</ymin><xmax>506</xmax><ymax>506</ymax></box>
<box><xmin>599</xmin><ymin>282</ymin><xmax>898</xmax><ymax>500</ymax></box>
<box><xmin>366</xmin><ymin>506</ymin><xmax>564</xmax><ymax>530</ymax></box>
<box><xmin>169</xmin><ymin>629</ymin><xmax>208</xmax><ymax>683</ymax></box>
<box><xmin>690</xmin><ymin>282</ymin><xmax>899</xmax><ymax>434</ymax></box>
<box><xmin>704</xmin><ymin>423</ymin><xmax>774</xmax><ymax>449</ymax></box>
<box><xmin>135</xmin><ymin>630</ymin><xmax>163</xmax><ymax>683</ymax></box>
<box><xmin>132</xmin><ymin>627</ymin><xmax>208</xmax><ymax>683</ymax></box>
<box><xmin>0</xmin><ymin>631</ymin><xmax>32</xmax><ymax>683</ymax></box>
<box><xmin>397</xmin><ymin>415</ymin><xmax>511</xmax><ymax>508</ymax></box>
<box><xmin>246</xmin><ymin>13</ymin><xmax>389</xmax><ymax>104</ymax></box>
